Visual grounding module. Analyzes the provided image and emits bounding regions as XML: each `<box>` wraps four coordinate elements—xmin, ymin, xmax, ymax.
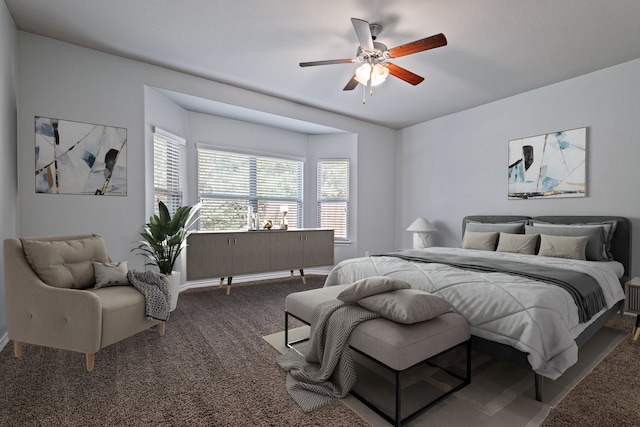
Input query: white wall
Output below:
<box><xmin>397</xmin><ymin>58</ymin><xmax>640</xmax><ymax>276</ymax></box>
<box><xmin>15</xmin><ymin>32</ymin><xmax>398</xmax><ymax>276</ymax></box>
<box><xmin>0</xmin><ymin>1</ymin><xmax>18</xmax><ymax>340</ymax></box>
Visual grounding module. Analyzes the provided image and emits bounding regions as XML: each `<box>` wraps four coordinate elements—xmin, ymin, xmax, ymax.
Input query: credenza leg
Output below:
<box><xmin>299</xmin><ymin>269</ymin><xmax>306</xmax><ymax>285</ymax></box>
<box><xmin>226</xmin><ymin>277</ymin><xmax>233</xmax><ymax>295</ymax></box>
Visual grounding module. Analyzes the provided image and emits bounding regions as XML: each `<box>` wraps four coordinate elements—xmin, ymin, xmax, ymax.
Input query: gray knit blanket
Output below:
<box><xmin>276</xmin><ymin>300</ymin><xmax>380</xmax><ymax>412</ymax></box>
<box><xmin>127</xmin><ymin>270</ymin><xmax>171</xmax><ymax>322</ymax></box>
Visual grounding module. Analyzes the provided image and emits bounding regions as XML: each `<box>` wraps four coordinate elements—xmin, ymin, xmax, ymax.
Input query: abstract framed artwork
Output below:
<box><xmin>35</xmin><ymin>116</ymin><xmax>127</xmax><ymax>195</ymax></box>
<box><xmin>508</xmin><ymin>127</ymin><xmax>586</xmax><ymax>199</ymax></box>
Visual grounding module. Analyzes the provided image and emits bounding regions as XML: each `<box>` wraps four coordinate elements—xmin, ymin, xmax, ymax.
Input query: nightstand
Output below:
<box><xmin>624</xmin><ymin>277</ymin><xmax>640</xmax><ymax>341</ymax></box>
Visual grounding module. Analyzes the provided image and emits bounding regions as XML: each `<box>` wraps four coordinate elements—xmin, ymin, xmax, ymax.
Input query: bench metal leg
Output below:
<box><xmin>535</xmin><ymin>373</ymin><xmax>544</xmax><ymax>402</ymax></box>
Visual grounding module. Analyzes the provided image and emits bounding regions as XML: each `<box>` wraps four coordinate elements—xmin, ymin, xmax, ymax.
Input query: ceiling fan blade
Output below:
<box><xmin>343</xmin><ymin>75</ymin><xmax>359</xmax><ymax>91</ymax></box>
<box><xmin>351</xmin><ymin>18</ymin><xmax>374</xmax><ymax>52</ymax></box>
<box><xmin>388</xmin><ymin>33</ymin><xmax>447</xmax><ymax>58</ymax></box>
<box><xmin>299</xmin><ymin>58</ymin><xmax>355</xmax><ymax>67</ymax></box>
<box><xmin>387</xmin><ymin>63</ymin><xmax>425</xmax><ymax>85</ymax></box>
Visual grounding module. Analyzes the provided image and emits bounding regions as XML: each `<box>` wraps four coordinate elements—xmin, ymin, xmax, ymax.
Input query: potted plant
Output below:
<box><xmin>133</xmin><ymin>201</ymin><xmax>201</xmax><ymax>311</ymax></box>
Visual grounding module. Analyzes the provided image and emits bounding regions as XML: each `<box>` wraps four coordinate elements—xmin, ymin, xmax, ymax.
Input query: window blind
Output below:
<box><xmin>197</xmin><ymin>148</ymin><xmax>303</xmax><ymax>231</ymax></box>
<box><xmin>153</xmin><ymin>128</ymin><xmax>185</xmax><ymax>215</ymax></box>
<box><xmin>317</xmin><ymin>159</ymin><xmax>350</xmax><ymax>240</ymax></box>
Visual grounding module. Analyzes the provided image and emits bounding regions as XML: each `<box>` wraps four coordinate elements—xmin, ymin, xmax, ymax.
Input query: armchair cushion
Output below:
<box><xmin>20</xmin><ymin>234</ymin><xmax>110</xmax><ymax>289</ymax></box>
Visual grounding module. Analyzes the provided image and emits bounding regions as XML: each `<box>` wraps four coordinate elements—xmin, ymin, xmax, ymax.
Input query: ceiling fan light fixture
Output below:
<box><xmin>354</xmin><ymin>63</ymin><xmax>371</xmax><ymax>84</ymax></box>
<box><xmin>371</xmin><ymin>63</ymin><xmax>389</xmax><ymax>86</ymax></box>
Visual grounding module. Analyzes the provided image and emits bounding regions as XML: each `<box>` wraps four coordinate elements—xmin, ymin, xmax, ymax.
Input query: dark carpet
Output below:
<box><xmin>0</xmin><ymin>276</ymin><xmax>367</xmax><ymax>426</ymax></box>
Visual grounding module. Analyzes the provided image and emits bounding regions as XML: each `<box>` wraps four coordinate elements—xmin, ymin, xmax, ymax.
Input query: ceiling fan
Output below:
<box><xmin>300</xmin><ymin>18</ymin><xmax>447</xmax><ymax>100</ymax></box>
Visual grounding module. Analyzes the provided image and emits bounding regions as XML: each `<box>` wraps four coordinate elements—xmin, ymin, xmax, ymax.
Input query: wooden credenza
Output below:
<box><xmin>186</xmin><ymin>229</ymin><xmax>334</xmax><ymax>293</ymax></box>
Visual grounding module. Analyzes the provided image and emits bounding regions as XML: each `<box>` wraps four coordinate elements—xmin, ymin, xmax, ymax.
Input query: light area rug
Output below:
<box><xmin>264</xmin><ymin>325</ymin><xmax>626</xmax><ymax>426</ymax></box>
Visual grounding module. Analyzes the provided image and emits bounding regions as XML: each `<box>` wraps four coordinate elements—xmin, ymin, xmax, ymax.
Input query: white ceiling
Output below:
<box><xmin>6</xmin><ymin>0</ymin><xmax>640</xmax><ymax>131</ymax></box>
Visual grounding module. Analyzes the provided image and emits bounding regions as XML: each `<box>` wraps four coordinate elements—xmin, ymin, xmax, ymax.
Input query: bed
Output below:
<box><xmin>324</xmin><ymin>215</ymin><xmax>631</xmax><ymax>401</ymax></box>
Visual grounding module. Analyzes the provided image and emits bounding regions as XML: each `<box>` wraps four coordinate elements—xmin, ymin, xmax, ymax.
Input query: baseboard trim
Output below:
<box><xmin>0</xmin><ymin>332</ymin><xmax>8</xmax><ymax>352</ymax></box>
<box><xmin>181</xmin><ymin>268</ymin><xmax>331</xmax><ymax>292</ymax></box>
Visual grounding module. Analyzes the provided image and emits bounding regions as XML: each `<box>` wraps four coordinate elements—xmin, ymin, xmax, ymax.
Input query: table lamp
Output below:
<box><xmin>406</xmin><ymin>217</ymin><xmax>437</xmax><ymax>249</ymax></box>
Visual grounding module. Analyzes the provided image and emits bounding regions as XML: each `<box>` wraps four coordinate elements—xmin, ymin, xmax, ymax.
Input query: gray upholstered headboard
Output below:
<box><xmin>462</xmin><ymin>215</ymin><xmax>632</xmax><ymax>279</ymax></box>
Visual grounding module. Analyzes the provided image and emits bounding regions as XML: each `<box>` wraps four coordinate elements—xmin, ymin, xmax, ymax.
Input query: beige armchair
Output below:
<box><xmin>4</xmin><ymin>234</ymin><xmax>165</xmax><ymax>371</ymax></box>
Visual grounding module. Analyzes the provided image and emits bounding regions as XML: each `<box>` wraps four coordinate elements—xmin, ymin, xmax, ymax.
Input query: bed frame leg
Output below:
<box><xmin>534</xmin><ymin>373</ymin><xmax>543</xmax><ymax>402</ymax></box>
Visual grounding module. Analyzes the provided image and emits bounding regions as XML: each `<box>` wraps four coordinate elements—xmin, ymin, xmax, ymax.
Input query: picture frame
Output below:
<box><xmin>35</xmin><ymin>116</ymin><xmax>127</xmax><ymax>195</ymax></box>
<box><xmin>508</xmin><ymin>127</ymin><xmax>586</xmax><ymax>199</ymax></box>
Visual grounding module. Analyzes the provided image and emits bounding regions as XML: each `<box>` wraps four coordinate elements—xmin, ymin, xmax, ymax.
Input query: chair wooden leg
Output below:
<box><xmin>86</xmin><ymin>354</ymin><xmax>95</xmax><ymax>372</ymax></box>
<box><xmin>13</xmin><ymin>341</ymin><xmax>23</xmax><ymax>358</ymax></box>
<box><xmin>158</xmin><ymin>321</ymin><xmax>166</xmax><ymax>336</ymax></box>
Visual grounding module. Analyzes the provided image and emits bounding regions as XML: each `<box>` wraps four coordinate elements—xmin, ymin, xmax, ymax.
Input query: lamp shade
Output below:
<box><xmin>406</xmin><ymin>217</ymin><xmax>437</xmax><ymax>232</ymax></box>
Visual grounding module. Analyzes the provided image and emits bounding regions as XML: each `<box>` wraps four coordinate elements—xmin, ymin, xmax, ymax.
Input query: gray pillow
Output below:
<box><xmin>496</xmin><ymin>232</ymin><xmax>539</xmax><ymax>255</ymax></box>
<box><xmin>461</xmin><ymin>231</ymin><xmax>499</xmax><ymax>251</ymax></box>
<box><xmin>93</xmin><ymin>261</ymin><xmax>129</xmax><ymax>288</ymax></box>
<box><xmin>357</xmin><ymin>289</ymin><xmax>452</xmax><ymax>324</ymax></box>
<box><xmin>530</xmin><ymin>220</ymin><xmax>617</xmax><ymax>260</ymax></box>
<box><xmin>538</xmin><ymin>234</ymin><xmax>589</xmax><ymax>260</ymax></box>
<box><xmin>525</xmin><ymin>224</ymin><xmax>606</xmax><ymax>261</ymax></box>
<box><xmin>465</xmin><ymin>220</ymin><xmax>526</xmax><ymax>234</ymax></box>
<box><xmin>336</xmin><ymin>276</ymin><xmax>411</xmax><ymax>303</ymax></box>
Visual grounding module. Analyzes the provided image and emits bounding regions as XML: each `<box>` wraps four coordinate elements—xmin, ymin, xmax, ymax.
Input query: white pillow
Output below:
<box><xmin>93</xmin><ymin>261</ymin><xmax>129</xmax><ymax>288</ymax></box>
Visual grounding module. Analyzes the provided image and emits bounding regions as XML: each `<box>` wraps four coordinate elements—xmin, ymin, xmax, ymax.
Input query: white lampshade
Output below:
<box><xmin>406</xmin><ymin>217</ymin><xmax>437</xmax><ymax>249</ymax></box>
<box><xmin>406</xmin><ymin>217</ymin><xmax>437</xmax><ymax>232</ymax></box>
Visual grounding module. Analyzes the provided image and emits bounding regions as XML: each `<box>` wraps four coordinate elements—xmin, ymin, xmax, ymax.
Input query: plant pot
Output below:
<box><xmin>164</xmin><ymin>272</ymin><xmax>181</xmax><ymax>311</ymax></box>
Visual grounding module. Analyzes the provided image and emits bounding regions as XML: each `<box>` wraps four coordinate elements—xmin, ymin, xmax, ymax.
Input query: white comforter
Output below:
<box><xmin>324</xmin><ymin>247</ymin><xmax>625</xmax><ymax>379</ymax></box>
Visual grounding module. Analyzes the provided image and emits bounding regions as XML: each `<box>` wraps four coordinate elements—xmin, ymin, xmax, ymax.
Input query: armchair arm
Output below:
<box><xmin>4</xmin><ymin>239</ymin><xmax>103</xmax><ymax>354</ymax></box>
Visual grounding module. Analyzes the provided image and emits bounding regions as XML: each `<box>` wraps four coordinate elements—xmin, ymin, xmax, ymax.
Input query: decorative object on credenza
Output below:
<box><xmin>263</xmin><ymin>219</ymin><xmax>273</xmax><ymax>230</ymax></box>
<box><xmin>280</xmin><ymin>205</ymin><xmax>289</xmax><ymax>230</ymax></box>
<box><xmin>508</xmin><ymin>127</ymin><xmax>586</xmax><ymax>199</ymax></box>
<box><xmin>406</xmin><ymin>217</ymin><xmax>438</xmax><ymax>249</ymax></box>
<box><xmin>34</xmin><ymin>116</ymin><xmax>128</xmax><ymax>195</ymax></box>
<box><xmin>132</xmin><ymin>201</ymin><xmax>201</xmax><ymax>311</ymax></box>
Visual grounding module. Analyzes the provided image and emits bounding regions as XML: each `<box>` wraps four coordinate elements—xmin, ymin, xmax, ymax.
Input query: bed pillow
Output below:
<box><xmin>465</xmin><ymin>220</ymin><xmax>526</xmax><ymax>234</ymax></box>
<box><xmin>357</xmin><ymin>289</ymin><xmax>452</xmax><ymax>324</ymax></box>
<box><xmin>525</xmin><ymin>224</ymin><xmax>606</xmax><ymax>261</ymax></box>
<box><xmin>537</xmin><ymin>234</ymin><xmax>589</xmax><ymax>260</ymax></box>
<box><xmin>461</xmin><ymin>231</ymin><xmax>499</xmax><ymax>251</ymax></box>
<box><xmin>496</xmin><ymin>232</ymin><xmax>539</xmax><ymax>255</ymax></box>
<box><xmin>336</xmin><ymin>276</ymin><xmax>411</xmax><ymax>303</ymax></box>
<box><xmin>530</xmin><ymin>220</ymin><xmax>617</xmax><ymax>260</ymax></box>
<box><xmin>93</xmin><ymin>261</ymin><xmax>129</xmax><ymax>288</ymax></box>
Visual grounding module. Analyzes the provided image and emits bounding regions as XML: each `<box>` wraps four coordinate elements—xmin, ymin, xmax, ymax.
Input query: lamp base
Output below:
<box><xmin>413</xmin><ymin>232</ymin><xmax>431</xmax><ymax>249</ymax></box>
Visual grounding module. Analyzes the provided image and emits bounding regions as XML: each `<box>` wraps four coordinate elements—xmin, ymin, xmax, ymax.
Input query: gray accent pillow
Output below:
<box><xmin>538</xmin><ymin>234</ymin><xmax>589</xmax><ymax>260</ymax></box>
<box><xmin>461</xmin><ymin>231</ymin><xmax>499</xmax><ymax>251</ymax></box>
<box><xmin>496</xmin><ymin>232</ymin><xmax>539</xmax><ymax>255</ymax></box>
<box><xmin>529</xmin><ymin>220</ymin><xmax>617</xmax><ymax>260</ymax></box>
<box><xmin>358</xmin><ymin>289</ymin><xmax>452</xmax><ymax>324</ymax></box>
<box><xmin>21</xmin><ymin>235</ymin><xmax>110</xmax><ymax>289</ymax></box>
<box><xmin>525</xmin><ymin>224</ymin><xmax>606</xmax><ymax>261</ymax></box>
<box><xmin>93</xmin><ymin>261</ymin><xmax>129</xmax><ymax>288</ymax></box>
<box><xmin>465</xmin><ymin>220</ymin><xmax>526</xmax><ymax>234</ymax></box>
<box><xmin>336</xmin><ymin>276</ymin><xmax>411</xmax><ymax>303</ymax></box>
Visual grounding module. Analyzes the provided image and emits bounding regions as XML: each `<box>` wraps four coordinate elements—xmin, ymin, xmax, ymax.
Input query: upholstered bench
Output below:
<box><xmin>285</xmin><ymin>283</ymin><xmax>471</xmax><ymax>427</ymax></box>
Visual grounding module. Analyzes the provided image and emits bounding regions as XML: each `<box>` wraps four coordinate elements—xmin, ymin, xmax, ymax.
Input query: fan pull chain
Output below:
<box><xmin>362</xmin><ymin>83</ymin><xmax>366</xmax><ymax>104</ymax></box>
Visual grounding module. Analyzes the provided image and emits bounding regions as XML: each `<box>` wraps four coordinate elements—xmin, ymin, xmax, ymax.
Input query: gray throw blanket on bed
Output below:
<box><xmin>127</xmin><ymin>270</ymin><xmax>171</xmax><ymax>321</ymax></box>
<box><xmin>276</xmin><ymin>300</ymin><xmax>380</xmax><ymax>412</ymax></box>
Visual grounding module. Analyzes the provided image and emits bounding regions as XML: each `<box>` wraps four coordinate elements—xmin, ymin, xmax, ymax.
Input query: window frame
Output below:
<box><xmin>317</xmin><ymin>158</ymin><xmax>350</xmax><ymax>242</ymax></box>
<box><xmin>152</xmin><ymin>127</ymin><xmax>186</xmax><ymax>216</ymax></box>
<box><xmin>196</xmin><ymin>144</ymin><xmax>304</xmax><ymax>231</ymax></box>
